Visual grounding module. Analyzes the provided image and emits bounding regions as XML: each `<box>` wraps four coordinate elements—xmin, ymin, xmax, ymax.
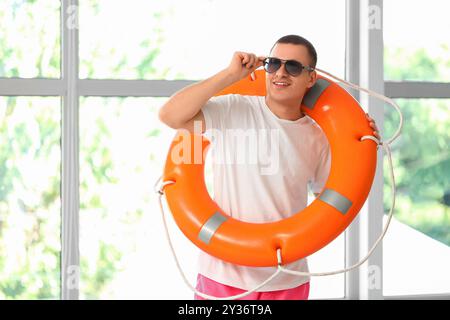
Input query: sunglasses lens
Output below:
<box><xmin>265</xmin><ymin>58</ymin><xmax>281</xmax><ymax>73</ymax></box>
<box><xmin>285</xmin><ymin>61</ymin><xmax>303</xmax><ymax>76</ymax></box>
<box><xmin>265</xmin><ymin>58</ymin><xmax>305</xmax><ymax>76</ymax></box>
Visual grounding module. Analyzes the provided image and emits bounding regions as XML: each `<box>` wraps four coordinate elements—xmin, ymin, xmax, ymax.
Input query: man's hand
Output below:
<box><xmin>226</xmin><ymin>52</ymin><xmax>266</xmax><ymax>83</ymax></box>
<box><xmin>366</xmin><ymin>113</ymin><xmax>381</xmax><ymax>140</ymax></box>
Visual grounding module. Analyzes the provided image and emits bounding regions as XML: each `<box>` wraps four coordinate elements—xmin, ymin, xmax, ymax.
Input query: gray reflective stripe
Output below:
<box><xmin>303</xmin><ymin>78</ymin><xmax>331</xmax><ymax>109</ymax></box>
<box><xmin>319</xmin><ymin>188</ymin><xmax>353</xmax><ymax>214</ymax></box>
<box><xmin>198</xmin><ymin>212</ymin><xmax>228</xmax><ymax>245</ymax></box>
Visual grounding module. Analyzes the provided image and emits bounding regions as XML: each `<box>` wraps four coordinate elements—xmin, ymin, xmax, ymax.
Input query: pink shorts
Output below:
<box><xmin>194</xmin><ymin>274</ymin><xmax>310</xmax><ymax>300</ymax></box>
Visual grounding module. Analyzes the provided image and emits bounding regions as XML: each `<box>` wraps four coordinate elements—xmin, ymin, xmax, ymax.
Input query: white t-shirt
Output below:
<box><xmin>198</xmin><ymin>94</ymin><xmax>331</xmax><ymax>291</ymax></box>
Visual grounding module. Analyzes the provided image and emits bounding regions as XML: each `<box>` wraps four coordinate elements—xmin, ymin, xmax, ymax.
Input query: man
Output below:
<box><xmin>159</xmin><ymin>35</ymin><xmax>379</xmax><ymax>300</ymax></box>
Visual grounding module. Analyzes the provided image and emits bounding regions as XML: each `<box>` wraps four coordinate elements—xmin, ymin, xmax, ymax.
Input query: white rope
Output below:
<box><xmin>157</xmin><ymin>186</ymin><xmax>283</xmax><ymax>300</ymax></box>
<box><xmin>155</xmin><ymin>68</ymin><xmax>403</xmax><ymax>299</ymax></box>
<box><xmin>361</xmin><ymin>135</ymin><xmax>381</xmax><ymax>146</ymax></box>
<box><xmin>315</xmin><ymin>67</ymin><xmax>403</xmax><ymax>145</ymax></box>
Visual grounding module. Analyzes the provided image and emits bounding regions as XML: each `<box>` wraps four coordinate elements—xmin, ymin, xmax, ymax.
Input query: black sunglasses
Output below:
<box><xmin>263</xmin><ymin>57</ymin><xmax>314</xmax><ymax>76</ymax></box>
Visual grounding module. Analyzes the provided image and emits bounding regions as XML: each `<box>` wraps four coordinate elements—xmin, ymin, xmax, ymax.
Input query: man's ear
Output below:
<box><xmin>307</xmin><ymin>70</ymin><xmax>318</xmax><ymax>88</ymax></box>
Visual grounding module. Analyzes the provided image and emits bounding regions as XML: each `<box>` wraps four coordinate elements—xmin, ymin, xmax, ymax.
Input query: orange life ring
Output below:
<box><xmin>162</xmin><ymin>69</ymin><xmax>377</xmax><ymax>267</ymax></box>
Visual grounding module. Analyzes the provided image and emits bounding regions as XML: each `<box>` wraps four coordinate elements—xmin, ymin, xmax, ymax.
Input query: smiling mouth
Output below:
<box><xmin>273</xmin><ymin>81</ymin><xmax>290</xmax><ymax>88</ymax></box>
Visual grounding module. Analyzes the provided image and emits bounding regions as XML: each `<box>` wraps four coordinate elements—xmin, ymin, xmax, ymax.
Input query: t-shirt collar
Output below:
<box><xmin>261</xmin><ymin>97</ymin><xmax>311</xmax><ymax>124</ymax></box>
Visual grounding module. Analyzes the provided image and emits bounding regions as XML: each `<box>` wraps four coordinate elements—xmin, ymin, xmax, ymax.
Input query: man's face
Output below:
<box><xmin>265</xmin><ymin>43</ymin><xmax>317</xmax><ymax>106</ymax></box>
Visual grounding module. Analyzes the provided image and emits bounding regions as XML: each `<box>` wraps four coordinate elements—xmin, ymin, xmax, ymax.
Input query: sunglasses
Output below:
<box><xmin>263</xmin><ymin>57</ymin><xmax>314</xmax><ymax>76</ymax></box>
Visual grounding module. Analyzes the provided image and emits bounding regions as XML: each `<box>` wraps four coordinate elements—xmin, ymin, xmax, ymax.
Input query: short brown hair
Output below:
<box><xmin>271</xmin><ymin>35</ymin><xmax>318</xmax><ymax>68</ymax></box>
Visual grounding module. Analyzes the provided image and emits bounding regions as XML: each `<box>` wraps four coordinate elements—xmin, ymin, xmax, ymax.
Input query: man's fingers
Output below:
<box><xmin>246</xmin><ymin>54</ymin><xmax>257</xmax><ymax>68</ymax></box>
<box><xmin>241</xmin><ymin>53</ymin><xmax>249</xmax><ymax>65</ymax></box>
<box><xmin>366</xmin><ymin>113</ymin><xmax>379</xmax><ymax>130</ymax></box>
<box><xmin>236</xmin><ymin>52</ymin><xmax>266</xmax><ymax>70</ymax></box>
<box><xmin>370</xmin><ymin>122</ymin><xmax>379</xmax><ymax>132</ymax></box>
<box><xmin>245</xmin><ymin>55</ymin><xmax>253</xmax><ymax>68</ymax></box>
<box><xmin>256</xmin><ymin>56</ymin><xmax>266</xmax><ymax>68</ymax></box>
<box><xmin>365</xmin><ymin>114</ymin><xmax>380</xmax><ymax>139</ymax></box>
<box><xmin>249</xmin><ymin>56</ymin><xmax>266</xmax><ymax>70</ymax></box>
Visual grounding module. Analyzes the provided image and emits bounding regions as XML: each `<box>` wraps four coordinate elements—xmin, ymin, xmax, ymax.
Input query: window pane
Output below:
<box><xmin>0</xmin><ymin>97</ymin><xmax>61</xmax><ymax>299</ymax></box>
<box><xmin>384</xmin><ymin>0</ymin><xmax>450</xmax><ymax>82</ymax></box>
<box><xmin>79</xmin><ymin>97</ymin><xmax>201</xmax><ymax>299</ymax></box>
<box><xmin>383</xmin><ymin>99</ymin><xmax>450</xmax><ymax>296</ymax></box>
<box><xmin>80</xmin><ymin>0</ymin><xmax>345</xmax><ymax>80</ymax></box>
<box><xmin>0</xmin><ymin>1</ymin><xmax>60</xmax><ymax>78</ymax></box>
<box><xmin>308</xmin><ymin>231</ymin><xmax>345</xmax><ymax>299</ymax></box>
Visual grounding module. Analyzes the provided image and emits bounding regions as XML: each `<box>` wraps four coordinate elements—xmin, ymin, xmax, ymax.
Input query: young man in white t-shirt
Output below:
<box><xmin>159</xmin><ymin>35</ymin><xmax>380</xmax><ymax>300</ymax></box>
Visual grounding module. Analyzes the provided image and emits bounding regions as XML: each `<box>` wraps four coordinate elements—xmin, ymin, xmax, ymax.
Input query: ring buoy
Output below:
<box><xmin>162</xmin><ymin>69</ymin><xmax>377</xmax><ymax>267</ymax></box>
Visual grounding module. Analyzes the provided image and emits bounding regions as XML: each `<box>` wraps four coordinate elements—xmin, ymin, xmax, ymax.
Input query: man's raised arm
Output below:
<box><xmin>158</xmin><ymin>52</ymin><xmax>265</xmax><ymax>132</ymax></box>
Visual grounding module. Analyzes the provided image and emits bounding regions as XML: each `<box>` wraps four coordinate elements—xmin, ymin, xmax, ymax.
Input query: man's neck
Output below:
<box><xmin>265</xmin><ymin>96</ymin><xmax>305</xmax><ymax>121</ymax></box>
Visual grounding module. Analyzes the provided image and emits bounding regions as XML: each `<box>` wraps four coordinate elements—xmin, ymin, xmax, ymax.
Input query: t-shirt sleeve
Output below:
<box><xmin>310</xmin><ymin>141</ymin><xmax>331</xmax><ymax>194</ymax></box>
<box><xmin>201</xmin><ymin>94</ymin><xmax>234</xmax><ymax>134</ymax></box>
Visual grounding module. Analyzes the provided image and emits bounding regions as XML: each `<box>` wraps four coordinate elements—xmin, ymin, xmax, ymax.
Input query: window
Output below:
<box><xmin>0</xmin><ymin>0</ymin><xmax>60</xmax><ymax>78</ymax></box>
<box><xmin>384</xmin><ymin>0</ymin><xmax>450</xmax><ymax>82</ymax></box>
<box><xmin>383</xmin><ymin>0</ymin><xmax>450</xmax><ymax>298</ymax></box>
<box><xmin>79</xmin><ymin>0</ymin><xmax>345</xmax><ymax>80</ymax></box>
<box><xmin>0</xmin><ymin>97</ymin><xmax>61</xmax><ymax>299</ymax></box>
<box><xmin>78</xmin><ymin>97</ymin><xmax>201</xmax><ymax>299</ymax></box>
<box><xmin>382</xmin><ymin>99</ymin><xmax>450</xmax><ymax>296</ymax></box>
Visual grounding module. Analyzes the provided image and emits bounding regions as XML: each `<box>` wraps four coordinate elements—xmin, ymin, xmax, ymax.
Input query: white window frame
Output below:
<box><xmin>0</xmin><ymin>0</ymin><xmax>449</xmax><ymax>300</ymax></box>
<box><xmin>346</xmin><ymin>0</ymin><xmax>450</xmax><ymax>300</ymax></box>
